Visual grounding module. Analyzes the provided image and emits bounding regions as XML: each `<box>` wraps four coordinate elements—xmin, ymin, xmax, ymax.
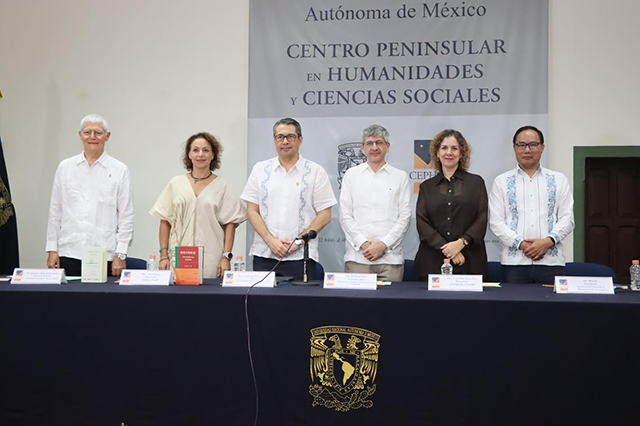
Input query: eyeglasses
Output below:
<box><xmin>514</xmin><ymin>142</ymin><xmax>541</xmax><ymax>150</ymax></box>
<box><xmin>82</xmin><ymin>130</ymin><xmax>105</xmax><ymax>137</ymax></box>
<box><xmin>363</xmin><ymin>140</ymin><xmax>388</xmax><ymax>147</ymax></box>
<box><xmin>363</xmin><ymin>140</ymin><xmax>387</xmax><ymax>148</ymax></box>
<box><xmin>274</xmin><ymin>134</ymin><xmax>298</xmax><ymax>142</ymax></box>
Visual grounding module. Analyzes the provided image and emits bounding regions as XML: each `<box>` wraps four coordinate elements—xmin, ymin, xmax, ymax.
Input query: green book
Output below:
<box><xmin>81</xmin><ymin>246</ymin><xmax>108</xmax><ymax>283</ymax></box>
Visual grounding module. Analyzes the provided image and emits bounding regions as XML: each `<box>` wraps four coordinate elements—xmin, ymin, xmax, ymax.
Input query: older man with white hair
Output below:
<box><xmin>46</xmin><ymin>114</ymin><xmax>134</xmax><ymax>277</ymax></box>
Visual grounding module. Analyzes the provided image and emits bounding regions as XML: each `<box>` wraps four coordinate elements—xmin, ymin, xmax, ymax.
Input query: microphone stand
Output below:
<box><xmin>291</xmin><ymin>240</ymin><xmax>321</xmax><ymax>286</ymax></box>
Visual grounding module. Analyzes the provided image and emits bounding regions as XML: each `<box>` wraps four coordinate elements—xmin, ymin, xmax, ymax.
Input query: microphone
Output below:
<box><xmin>296</xmin><ymin>230</ymin><xmax>317</xmax><ymax>244</ymax></box>
<box><xmin>292</xmin><ymin>230</ymin><xmax>320</xmax><ymax>286</ymax></box>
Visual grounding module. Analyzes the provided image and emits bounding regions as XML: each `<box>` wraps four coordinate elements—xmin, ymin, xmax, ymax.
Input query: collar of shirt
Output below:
<box><xmin>76</xmin><ymin>151</ymin><xmax>111</xmax><ymax>168</ymax></box>
<box><xmin>362</xmin><ymin>161</ymin><xmax>389</xmax><ymax>175</ymax></box>
<box><xmin>273</xmin><ymin>155</ymin><xmax>304</xmax><ymax>173</ymax></box>
<box><xmin>516</xmin><ymin>164</ymin><xmax>545</xmax><ymax>179</ymax></box>
<box><xmin>433</xmin><ymin>167</ymin><xmax>466</xmax><ymax>185</ymax></box>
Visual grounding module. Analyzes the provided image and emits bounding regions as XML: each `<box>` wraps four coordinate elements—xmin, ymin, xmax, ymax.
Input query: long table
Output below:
<box><xmin>1</xmin><ymin>280</ymin><xmax>638</xmax><ymax>425</ymax></box>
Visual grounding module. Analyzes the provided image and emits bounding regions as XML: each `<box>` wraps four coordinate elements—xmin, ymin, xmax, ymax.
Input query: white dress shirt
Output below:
<box><xmin>339</xmin><ymin>162</ymin><xmax>411</xmax><ymax>265</ymax></box>
<box><xmin>241</xmin><ymin>156</ymin><xmax>337</xmax><ymax>261</ymax></box>
<box><xmin>489</xmin><ymin>165</ymin><xmax>574</xmax><ymax>266</ymax></box>
<box><xmin>46</xmin><ymin>151</ymin><xmax>134</xmax><ymax>261</ymax></box>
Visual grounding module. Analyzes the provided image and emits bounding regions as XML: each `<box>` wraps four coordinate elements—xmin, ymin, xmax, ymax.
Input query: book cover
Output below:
<box><xmin>175</xmin><ymin>246</ymin><xmax>204</xmax><ymax>285</ymax></box>
<box><xmin>81</xmin><ymin>246</ymin><xmax>107</xmax><ymax>283</ymax></box>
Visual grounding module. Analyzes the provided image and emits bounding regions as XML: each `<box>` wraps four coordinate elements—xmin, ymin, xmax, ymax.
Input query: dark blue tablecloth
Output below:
<box><xmin>1</xmin><ymin>280</ymin><xmax>638</xmax><ymax>425</ymax></box>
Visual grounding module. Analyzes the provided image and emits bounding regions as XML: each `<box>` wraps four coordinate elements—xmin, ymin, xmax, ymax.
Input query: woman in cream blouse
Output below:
<box><xmin>150</xmin><ymin>132</ymin><xmax>246</xmax><ymax>278</ymax></box>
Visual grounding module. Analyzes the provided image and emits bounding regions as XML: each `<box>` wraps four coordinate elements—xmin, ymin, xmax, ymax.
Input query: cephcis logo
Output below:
<box><xmin>409</xmin><ymin>139</ymin><xmax>436</xmax><ymax>193</ymax></box>
<box><xmin>414</xmin><ymin>139</ymin><xmax>431</xmax><ymax>169</ymax></box>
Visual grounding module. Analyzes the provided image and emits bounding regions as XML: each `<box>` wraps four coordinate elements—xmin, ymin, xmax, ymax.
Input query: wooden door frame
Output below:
<box><xmin>573</xmin><ymin>146</ymin><xmax>640</xmax><ymax>261</ymax></box>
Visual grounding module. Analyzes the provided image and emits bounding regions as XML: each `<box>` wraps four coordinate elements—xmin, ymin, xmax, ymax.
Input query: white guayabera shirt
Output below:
<box><xmin>489</xmin><ymin>165</ymin><xmax>574</xmax><ymax>266</ymax></box>
<box><xmin>46</xmin><ymin>151</ymin><xmax>134</xmax><ymax>261</ymax></box>
<box><xmin>339</xmin><ymin>162</ymin><xmax>411</xmax><ymax>265</ymax></box>
<box><xmin>241</xmin><ymin>156</ymin><xmax>336</xmax><ymax>262</ymax></box>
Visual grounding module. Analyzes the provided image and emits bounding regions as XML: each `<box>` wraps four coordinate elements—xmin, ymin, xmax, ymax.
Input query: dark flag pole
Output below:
<box><xmin>0</xmin><ymin>90</ymin><xmax>20</xmax><ymax>274</ymax></box>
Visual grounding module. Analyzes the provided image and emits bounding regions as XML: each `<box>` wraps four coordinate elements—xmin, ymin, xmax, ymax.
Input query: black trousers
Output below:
<box><xmin>252</xmin><ymin>256</ymin><xmax>319</xmax><ymax>281</ymax></box>
<box><xmin>502</xmin><ymin>265</ymin><xmax>566</xmax><ymax>284</ymax></box>
<box><xmin>59</xmin><ymin>256</ymin><xmax>114</xmax><ymax>277</ymax></box>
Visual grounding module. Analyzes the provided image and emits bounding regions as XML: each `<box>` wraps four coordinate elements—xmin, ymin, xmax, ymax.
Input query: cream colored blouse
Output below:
<box><xmin>150</xmin><ymin>175</ymin><xmax>246</xmax><ymax>278</ymax></box>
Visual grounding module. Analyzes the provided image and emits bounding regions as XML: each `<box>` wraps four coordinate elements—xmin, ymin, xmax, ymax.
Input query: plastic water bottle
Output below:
<box><xmin>441</xmin><ymin>258</ymin><xmax>453</xmax><ymax>275</ymax></box>
<box><xmin>147</xmin><ymin>254</ymin><xmax>158</xmax><ymax>271</ymax></box>
<box><xmin>630</xmin><ymin>260</ymin><xmax>640</xmax><ymax>291</ymax></box>
<box><xmin>233</xmin><ymin>255</ymin><xmax>245</xmax><ymax>272</ymax></box>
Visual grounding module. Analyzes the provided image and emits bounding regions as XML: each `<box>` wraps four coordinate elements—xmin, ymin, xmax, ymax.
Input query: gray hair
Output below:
<box><xmin>273</xmin><ymin>117</ymin><xmax>302</xmax><ymax>137</ymax></box>
<box><xmin>361</xmin><ymin>124</ymin><xmax>389</xmax><ymax>144</ymax></box>
<box><xmin>79</xmin><ymin>114</ymin><xmax>109</xmax><ymax>132</ymax></box>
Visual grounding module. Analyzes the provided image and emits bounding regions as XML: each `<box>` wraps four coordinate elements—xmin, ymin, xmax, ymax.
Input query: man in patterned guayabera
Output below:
<box><xmin>241</xmin><ymin>118</ymin><xmax>336</xmax><ymax>280</ymax></box>
<box><xmin>488</xmin><ymin>126</ymin><xmax>574</xmax><ymax>284</ymax></box>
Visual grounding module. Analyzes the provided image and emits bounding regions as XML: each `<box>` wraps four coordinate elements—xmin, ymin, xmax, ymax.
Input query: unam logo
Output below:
<box><xmin>409</xmin><ymin>139</ymin><xmax>436</xmax><ymax>194</ymax></box>
<box><xmin>337</xmin><ymin>142</ymin><xmax>366</xmax><ymax>189</ymax></box>
<box><xmin>309</xmin><ymin>326</ymin><xmax>380</xmax><ymax>412</ymax></box>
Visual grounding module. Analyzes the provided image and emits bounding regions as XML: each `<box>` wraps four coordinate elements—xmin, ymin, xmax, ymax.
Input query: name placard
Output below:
<box><xmin>222</xmin><ymin>271</ymin><xmax>276</xmax><ymax>288</ymax></box>
<box><xmin>323</xmin><ymin>273</ymin><xmax>377</xmax><ymax>290</ymax></box>
<box><xmin>11</xmin><ymin>268</ymin><xmax>67</xmax><ymax>285</ymax></box>
<box><xmin>554</xmin><ymin>276</ymin><xmax>614</xmax><ymax>295</ymax></box>
<box><xmin>428</xmin><ymin>274</ymin><xmax>483</xmax><ymax>292</ymax></box>
<box><xmin>119</xmin><ymin>270</ymin><xmax>172</xmax><ymax>286</ymax></box>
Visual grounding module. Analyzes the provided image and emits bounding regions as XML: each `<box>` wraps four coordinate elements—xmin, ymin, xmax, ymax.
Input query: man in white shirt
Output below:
<box><xmin>489</xmin><ymin>125</ymin><xmax>574</xmax><ymax>283</ymax></box>
<box><xmin>241</xmin><ymin>117</ymin><xmax>337</xmax><ymax>280</ymax></box>
<box><xmin>339</xmin><ymin>124</ymin><xmax>411</xmax><ymax>282</ymax></box>
<box><xmin>46</xmin><ymin>114</ymin><xmax>134</xmax><ymax>277</ymax></box>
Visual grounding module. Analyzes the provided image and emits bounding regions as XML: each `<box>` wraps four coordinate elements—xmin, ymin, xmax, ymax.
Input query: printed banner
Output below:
<box><xmin>248</xmin><ymin>0</ymin><xmax>548</xmax><ymax>272</ymax></box>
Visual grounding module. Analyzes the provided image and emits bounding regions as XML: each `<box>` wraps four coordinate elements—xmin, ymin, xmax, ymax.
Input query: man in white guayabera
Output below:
<box><xmin>241</xmin><ymin>117</ymin><xmax>336</xmax><ymax>280</ymax></box>
<box><xmin>339</xmin><ymin>124</ymin><xmax>411</xmax><ymax>282</ymax></box>
<box><xmin>489</xmin><ymin>125</ymin><xmax>574</xmax><ymax>284</ymax></box>
<box><xmin>46</xmin><ymin>114</ymin><xmax>134</xmax><ymax>277</ymax></box>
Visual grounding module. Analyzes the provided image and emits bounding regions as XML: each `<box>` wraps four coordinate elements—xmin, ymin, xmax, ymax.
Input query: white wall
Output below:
<box><xmin>0</xmin><ymin>0</ymin><xmax>250</xmax><ymax>266</ymax></box>
<box><xmin>1</xmin><ymin>0</ymin><xmax>638</xmax><ymax>266</ymax></box>
<box><xmin>548</xmin><ymin>0</ymin><xmax>640</xmax><ymax>259</ymax></box>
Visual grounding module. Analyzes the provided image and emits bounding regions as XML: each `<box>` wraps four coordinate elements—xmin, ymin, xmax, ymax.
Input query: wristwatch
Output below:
<box><xmin>116</xmin><ymin>253</ymin><xmax>127</xmax><ymax>261</ymax></box>
<box><xmin>222</xmin><ymin>252</ymin><xmax>233</xmax><ymax>260</ymax></box>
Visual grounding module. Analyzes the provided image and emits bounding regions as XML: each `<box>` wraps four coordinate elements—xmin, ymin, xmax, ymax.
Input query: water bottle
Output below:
<box><xmin>233</xmin><ymin>255</ymin><xmax>245</xmax><ymax>272</ymax></box>
<box><xmin>630</xmin><ymin>260</ymin><xmax>640</xmax><ymax>291</ymax></box>
<box><xmin>147</xmin><ymin>254</ymin><xmax>158</xmax><ymax>271</ymax></box>
<box><xmin>441</xmin><ymin>258</ymin><xmax>453</xmax><ymax>275</ymax></box>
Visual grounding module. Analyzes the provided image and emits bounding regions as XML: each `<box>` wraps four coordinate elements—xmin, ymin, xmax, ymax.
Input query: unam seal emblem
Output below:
<box><xmin>337</xmin><ymin>143</ymin><xmax>366</xmax><ymax>189</ymax></box>
<box><xmin>0</xmin><ymin>177</ymin><xmax>15</xmax><ymax>227</ymax></box>
<box><xmin>309</xmin><ymin>326</ymin><xmax>380</xmax><ymax>411</ymax></box>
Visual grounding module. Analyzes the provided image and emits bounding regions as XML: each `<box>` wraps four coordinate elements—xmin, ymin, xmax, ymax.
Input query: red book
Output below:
<box><xmin>174</xmin><ymin>246</ymin><xmax>204</xmax><ymax>285</ymax></box>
